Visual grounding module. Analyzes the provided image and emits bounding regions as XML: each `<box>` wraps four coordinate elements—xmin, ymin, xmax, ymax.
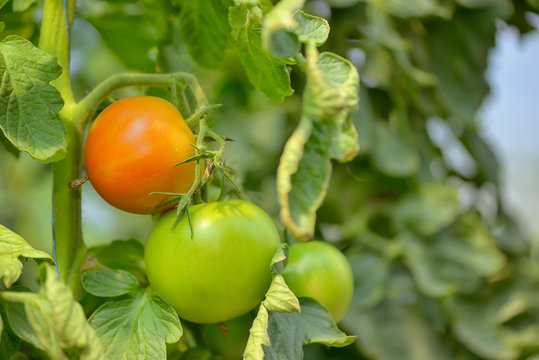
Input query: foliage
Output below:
<box><xmin>0</xmin><ymin>0</ymin><xmax>538</xmax><ymax>359</ymax></box>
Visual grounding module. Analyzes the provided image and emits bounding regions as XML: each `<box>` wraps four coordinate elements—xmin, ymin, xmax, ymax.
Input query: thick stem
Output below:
<box><xmin>39</xmin><ymin>0</ymin><xmax>75</xmax><ymax>105</ymax></box>
<box><xmin>40</xmin><ymin>0</ymin><xmax>83</xmax><ymax>295</ymax></box>
<box><xmin>52</xmin><ymin>120</ymin><xmax>86</xmax><ymax>296</ymax></box>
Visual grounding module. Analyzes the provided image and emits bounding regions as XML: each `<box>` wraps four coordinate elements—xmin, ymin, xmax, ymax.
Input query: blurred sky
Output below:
<box><xmin>480</xmin><ymin>15</ymin><xmax>539</xmax><ymax>237</ymax></box>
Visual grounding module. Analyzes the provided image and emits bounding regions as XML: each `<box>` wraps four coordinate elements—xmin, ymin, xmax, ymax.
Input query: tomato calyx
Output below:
<box><xmin>152</xmin><ymin>126</ymin><xmax>242</xmax><ymax>218</ymax></box>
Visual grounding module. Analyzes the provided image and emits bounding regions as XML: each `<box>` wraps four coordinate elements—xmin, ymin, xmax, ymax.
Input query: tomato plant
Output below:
<box><xmin>1</xmin><ymin>0</ymin><xmax>537</xmax><ymax>359</ymax></box>
<box><xmin>145</xmin><ymin>200</ymin><xmax>281</xmax><ymax>323</ymax></box>
<box><xmin>282</xmin><ymin>241</ymin><xmax>353</xmax><ymax>322</ymax></box>
<box><xmin>200</xmin><ymin>312</ymin><xmax>253</xmax><ymax>359</ymax></box>
<box><xmin>83</xmin><ymin>96</ymin><xmax>196</xmax><ymax>214</ymax></box>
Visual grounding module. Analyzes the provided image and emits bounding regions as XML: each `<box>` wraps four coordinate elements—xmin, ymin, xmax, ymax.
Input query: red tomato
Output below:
<box><xmin>83</xmin><ymin>96</ymin><xmax>196</xmax><ymax>214</ymax></box>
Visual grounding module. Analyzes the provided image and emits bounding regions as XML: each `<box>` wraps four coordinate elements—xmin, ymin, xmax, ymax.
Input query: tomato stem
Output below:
<box><xmin>74</xmin><ymin>72</ymin><xmax>209</xmax><ymax>129</ymax></box>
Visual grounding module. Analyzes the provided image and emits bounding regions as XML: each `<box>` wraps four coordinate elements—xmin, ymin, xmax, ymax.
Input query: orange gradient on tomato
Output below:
<box><xmin>83</xmin><ymin>96</ymin><xmax>196</xmax><ymax>214</ymax></box>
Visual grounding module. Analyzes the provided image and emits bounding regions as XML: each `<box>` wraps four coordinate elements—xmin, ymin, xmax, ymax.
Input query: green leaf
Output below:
<box><xmin>89</xmin><ymin>290</ymin><xmax>182</xmax><ymax>360</ymax></box>
<box><xmin>278</xmin><ymin>116</ymin><xmax>327</xmax><ymax>240</ymax></box>
<box><xmin>262</xmin><ymin>0</ymin><xmax>303</xmax><ymax>58</ymax></box>
<box><xmin>461</xmin><ymin>129</ymin><xmax>500</xmax><ymax>185</ymax></box>
<box><xmin>179</xmin><ymin>0</ymin><xmax>233</xmax><ymax>69</ymax></box>
<box><xmin>244</xmin><ymin>305</ymin><xmax>270</xmax><ymax>360</ymax></box>
<box><xmin>229</xmin><ymin>5</ymin><xmax>294</xmax><ymax>102</ymax></box>
<box><xmin>445</xmin><ymin>296</ymin><xmax>519</xmax><ymax>359</ymax></box>
<box><xmin>393</xmin><ymin>181</ymin><xmax>460</xmax><ymax>235</ymax></box>
<box><xmin>87</xmin><ymin>238</ymin><xmax>145</xmax><ymax>274</ymax></box>
<box><xmin>294</xmin><ymin>10</ymin><xmax>330</xmax><ymax>46</ymax></box>
<box><xmin>371</xmin><ymin>123</ymin><xmax>420</xmax><ymax>177</ymax></box>
<box><xmin>0</xmin><ymin>224</ymin><xmax>52</xmax><ymax>287</ymax></box>
<box><xmin>1</xmin><ymin>265</ymin><xmax>105</xmax><ymax>360</ymax></box>
<box><xmin>269</xmin><ymin>243</ymin><xmax>288</xmax><ymax>274</ymax></box>
<box><xmin>376</xmin><ymin>0</ymin><xmax>452</xmax><ymax>19</ymax></box>
<box><xmin>85</xmin><ymin>2</ymin><xmax>167</xmax><ymax>72</ymax></box>
<box><xmin>263</xmin><ymin>298</ymin><xmax>356</xmax><ymax>358</ymax></box>
<box><xmin>457</xmin><ymin>0</ymin><xmax>514</xmax><ymax>18</ymax></box>
<box><xmin>81</xmin><ymin>270</ymin><xmax>140</xmax><ymax>298</ymax></box>
<box><xmin>263</xmin><ymin>275</ymin><xmax>300</xmax><ymax>313</ymax></box>
<box><xmin>0</xmin><ymin>130</ymin><xmax>19</xmax><ymax>157</ymax></box>
<box><xmin>400</xmin><ymin>214</ymin><xmax>506</xmax><ymax>297</ymax></box>
<box><xmin>0</xmin><ymin>311</ymin><xmax>20</xmax><ymax>360</ymax></box>
<box><xmin>426</xmin><ymin>8</ymin><xmax>496</xmax><ymax>121</ymax></box>
<box><xmin>12</xmin><ymin>0</ymin><xmax>36</xmax><ymax>12</ymax></box>
<box><xmin>0</xmin><ymin>35</ymin><xmax>66</xmax><ymax>162</ymax></box>
<box><xmin>278</xmin><ymin>46</ymin><xmax>359</xmax><ymax>240</ymax></box>
<box><xmin>346</xmin><ymin>250</ymin><xmax>390</xmax><ymax>311</ymax></box>
<box><xmin>345</xmin><ymin>299</ymin><xmax>453</xmax><ymax>360</ymax></box>
<box><xmin>3</xmin><ymin>299</ymin><xmax>41</xmax><ymax>349</ymax></box>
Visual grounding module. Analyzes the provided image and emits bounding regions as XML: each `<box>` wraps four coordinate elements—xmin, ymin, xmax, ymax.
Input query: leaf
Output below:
<box><xmin>377</xmin><ymin>0</ymin><xmax>452</xmax><ymax>19</ymax></box>
<box><xmin>82</xmin><ymin>270</ymin><xmax>140</xmax><ymax>298</ymax></box>
<box><xmin>229</xmin><ymin>5</ymin><xmax>294</xmax><ymax>102</ymax></box>
<box><xmin>346</xmin><ymin>250</ymin><xmax>390</xmax><ymax>311</ymax></box>
<box><xmin>179</xmin><ymin>0</ymin><xmax>233</xmax><ymax>69</ymax></box>
<box><xmin>87</xmin><ymin>238</ymin><xmax>145</xmax><ymax>274</ymax></box>
<box><xmin>1</xmin><ymin>265</ymin><xmax>105</xmax><ymax>360</ymax></box>
<box><xmin>2</xmin><ymin>298</ymin><xmax>42</xmax><ymax>349</ymax></box>
<box><xmin>269</xmin><ymin>243</ymin><xmax>288</xmax><ymax>274</ymax></box>
<box><xmin>262</xmin><ymin>0</ymin><xmax>303</xmax><ymax>58</ymax></box>
<box><xmin>400</xmin><ymin>214</ymin><xmax>506</xmax><ymax>297</ymax></box>
<box><xmin>457</xmin><ymin>0</ymin><xmax>514</xmax><ymax>18</ymax></box>
<box><xmin>89</xmin><ymin>290</ymin><xmax>182</xmax><ymax>360</ymax></box>
<box><xmin>445</xmin><ymin>296</ymin><xmax>519</xmax><ymax>360</ymax></box>
<box><xmin>371</xmin><ymin>123</ymin><xmax>420</xmax><ymax>177</ymax></box>
<box><xmin>0</xmin><ymin>224</ymin><xmax>52</xmax><ymax>287</ymax></box>
<box><xmin>294</xmin><ymin>10</ymin><xmax>329</xmax><ymax>46</ymax></box>
<box><xmin>392</xmin><ymin>181</ymin><xmax>460</xmax><ymax>235</ymax></box>
<box><xmin>426</xmin><ymin>8</ymin><xmax>496</xmax><ymax>121</ymax></box>
<box><xmin>0</xmin><ymin>130</ymin><xmax>19</xmax><ymax>157</ymax></box>
<box><xmin>263</xmin><ymin>298</ymin><xmax>356</xmax><ymax>358</ymax></box>
<box><xmin>0</xmin><ymin>35</ymin><xmax>66</xmax><ymax>162</ymax></box>
<box><xmin>0</xmin><ymin>311</ymin><xmax>20</xmax><ymax>360</ymax></box>
<box><xmin>461</xmin><ymin>129</ymin><xmax>500</xmax><ymax>185</ymax></box>
<box><xmin>278</xmin><ymin>45</ymin><xmax>359</xmax><ymax>240</ymax></box>
<box><xmin>12</xmin><ymin>0</ymin><xmax>37</xmax><ymax>12</ymax></box>
<box><xmin>344</xmin><ymin>299</ymin><xmax>453</xmax><ymax>360</ymax></box>
<box><xmin>85</xmin><ymin>2</ymin><xmax>167</xmax><ymax>72</ymax></box>
<box><xmin>244</xmin><ymin>305</ymin><xmax>270</xmax><ymax>360</ymax></box>
<box><xmin>263</xmin><ymin>275</ymin><xmax>301</xmax><ymax>313</ymax></box>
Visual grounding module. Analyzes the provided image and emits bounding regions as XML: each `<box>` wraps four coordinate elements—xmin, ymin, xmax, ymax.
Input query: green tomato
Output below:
<box><xmin>200</xmin><ymin>312</ymin><xmax>253</xmax><ymax>359</ymax></box>
<box><xmin>145</xmin><ymin>200</ymin><xmax>281</xmax><ymax>324</ymax></box>
<box><xmin>282</xmin><ymin>241</ymin><xmax>353</xmax><ymax>322</ymax></box>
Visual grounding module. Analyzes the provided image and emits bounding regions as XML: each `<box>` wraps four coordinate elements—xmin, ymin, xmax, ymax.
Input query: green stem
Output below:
<box><xmin>39</xmin><ymin>0</ymin><xmax>75</xmax><ymax>106</ymax></box>
<box><xmin>40</xmin><ymin>0</ymin><xmax>84</xmax><ymax>296</ymax></box>
<box><xmin>52</xmin><ymin>120</ymin><xmax>86</xmax><ymax>296</ymax></box>
<box><xmin>75</xmin><ymin>72</ymin><xmax>208</xmax><ymax>129</ymax></box>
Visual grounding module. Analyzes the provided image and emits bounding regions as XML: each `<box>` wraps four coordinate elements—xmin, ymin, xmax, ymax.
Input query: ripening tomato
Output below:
<box><xmin>200</xmin><ymin>312</ymin><xmax>253</xmax><ymax>359</ymax></box>
<box><xmin>145</xmin><ymin>200</ymin><xmax>281</xmax><ymax>324</ymax></box>
<box><xmin>282</xmin><ymin>241</ymin><xmax>354</xmax><ymax>322</ymax></box>
<box><xmin>83</xmin><ymin>96</ymin><xmax>196</xmax><ymax>214</ymax></box>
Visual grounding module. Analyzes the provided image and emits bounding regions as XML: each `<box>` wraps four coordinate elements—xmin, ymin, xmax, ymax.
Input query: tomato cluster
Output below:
<box><xmin>83</xmin><ymin>96</ymin><xmax>354</xmax><ymax>356</ymax></box>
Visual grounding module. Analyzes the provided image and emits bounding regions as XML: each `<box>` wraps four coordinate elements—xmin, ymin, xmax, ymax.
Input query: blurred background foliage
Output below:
<box><xmin>1</xmin><ymin>0</ymin><xmax>539</xmax><ymax>359</ymax></box>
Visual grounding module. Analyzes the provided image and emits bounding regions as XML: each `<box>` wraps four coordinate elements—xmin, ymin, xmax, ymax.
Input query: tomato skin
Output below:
<box><xmin>200</xmin><ymin>312</ymin><xmax>253</xmax><ymax>359</ymax></box>
<box><xmin>282</xmin><ymin>241</ymin><xmax>353</xmax><ymax>322</ymax></box>
<box><xmin>144</xmin><ymin>200</ymin><xmax>281</xmax><ymax>324</ymax></box>
<box><xmin>83</xmin><ymin>96</ymin><xmax>196</xmax><ymax>214</ymax></box>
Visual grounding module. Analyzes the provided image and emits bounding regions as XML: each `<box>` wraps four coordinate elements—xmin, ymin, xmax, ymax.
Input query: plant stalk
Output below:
<box><xmin>40</xmin><ymin>0</ymin><xmax>85</xmax><ymax>296</ymax></box>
